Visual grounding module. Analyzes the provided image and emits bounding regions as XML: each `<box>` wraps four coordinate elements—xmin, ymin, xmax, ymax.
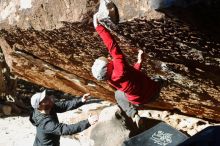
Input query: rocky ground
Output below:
<box><xmin>0</xmin><ymin>95</ymin><xmax>219</xmax><ymax>146</ymax></box>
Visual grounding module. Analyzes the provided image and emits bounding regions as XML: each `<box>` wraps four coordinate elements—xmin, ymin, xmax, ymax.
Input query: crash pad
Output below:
<box><xmin>123</xmin><ymin>122</ymin><xmax>188</xmax><ymax>146</ymax></box>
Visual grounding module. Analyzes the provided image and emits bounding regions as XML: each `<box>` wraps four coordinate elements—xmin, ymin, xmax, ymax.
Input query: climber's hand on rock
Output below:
<box><xmin>93</xmin><ymin>13</ymin><xmax>99</xmax><ymax>28</ymax></box>
<box><xmin>137</xmin><ymin>49</ymin><xmax>144</xmax><ymax>64</ymax></box>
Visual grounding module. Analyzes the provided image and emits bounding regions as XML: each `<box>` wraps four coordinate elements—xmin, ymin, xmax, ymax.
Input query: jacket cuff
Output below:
<box><xmin>85</xmin><ymin>119</ymin><xmax>91</xmax><ymax>127</ymax></box>
<box><xmin>96</xmin><ymin>25</ymin><xmax>105</xmax><ymax>32</ymax></box>
<box><xmin>78</xmin><ymin>97</ymin><xmax>84</xmax><ymax>105</ymax></box>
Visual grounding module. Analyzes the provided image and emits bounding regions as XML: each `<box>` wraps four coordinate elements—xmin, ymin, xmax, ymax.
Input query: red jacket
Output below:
<box><xmin>96</xmin><ymin>25</ymin><xmax>159</xmax><ymax>104</ymax></box>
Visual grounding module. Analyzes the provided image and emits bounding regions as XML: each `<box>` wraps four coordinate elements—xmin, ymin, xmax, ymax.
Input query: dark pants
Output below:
<box><xmin>115</xmin><ymin>90</ymin><xmax>138</xmax><ymax>118</ymax></box>
<box><xmin>115</xmin><ymin>78</ymin><xmax>166</xmax><ymax>118</ymax></box>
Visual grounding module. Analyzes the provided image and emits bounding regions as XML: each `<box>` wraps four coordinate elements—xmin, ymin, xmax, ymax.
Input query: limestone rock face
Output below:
<box><xmin>0</xmin><ymin>49</ymin><xmax>17</xmax><ymax>100</ymax></box>
<box><xmin>0</xmin><ymin>0</ymin><xmax>164</xmax><ymax>30</ymax></box>
<box><xmin>0</xmin><ymin>23</ymin><xmax>116</xmax><ymax>101</ymax></box>
<box><xmin>0</xmin><ymin>0</ymin><xmax>91</xmax><ymax>30</ymax></box>
<box><xmin>0</xmin><ymin>0</ymin><xmax>220</xmax><ymax>122</ymax></box>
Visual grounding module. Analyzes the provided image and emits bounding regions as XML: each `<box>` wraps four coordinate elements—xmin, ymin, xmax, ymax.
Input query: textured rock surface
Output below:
<box><xmin>1</xmin><ymin>16</ymin><xmax>220</xmax><ymax>121</ymax></box>
<box><xmin>0</xmin><ymin>49</ymin><xmax>17</xmax><ymax>100</ymax></box>
<box><xmin>0</xmin><ymin>0</ymin><xmax>92</xmax><ymax>30</ymax></box>
<box><xmin>89</xmin><ymin>106</ymin><xmax>131</xmax><ymax>146</ymax></box>
<box><xmin>0</xmin><ymin>23</ymin><xmax>115</xmax><ymax>102</ymax></box>
<box><xmin>0</xmin><ymin>0</ymin><xmax>220</xmax><ymax>122</ymax></box>
<box><xmin>0</xmin><ymin>0</ymin><xmax>164</xmax><ymax>30</ymax></box>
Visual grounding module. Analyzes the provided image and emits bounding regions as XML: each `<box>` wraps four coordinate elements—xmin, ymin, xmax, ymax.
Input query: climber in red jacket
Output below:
<box><xmin>92</xmin><ymin>13</ymin><xmax>166</xmax><ymax>128</ymax></box>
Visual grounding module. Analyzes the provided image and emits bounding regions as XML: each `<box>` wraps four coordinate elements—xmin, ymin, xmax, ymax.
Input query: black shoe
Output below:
<box><xmin>132</xmin><ymin>114</ymin><xmax>145</xmax><ymax>129</ymax></box>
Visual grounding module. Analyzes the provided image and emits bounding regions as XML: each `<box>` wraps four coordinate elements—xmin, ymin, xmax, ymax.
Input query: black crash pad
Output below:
<box><xmin>123</xmin><ymin>122</ymin><xmax>188</xmax><ymax>146</ymax></box>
